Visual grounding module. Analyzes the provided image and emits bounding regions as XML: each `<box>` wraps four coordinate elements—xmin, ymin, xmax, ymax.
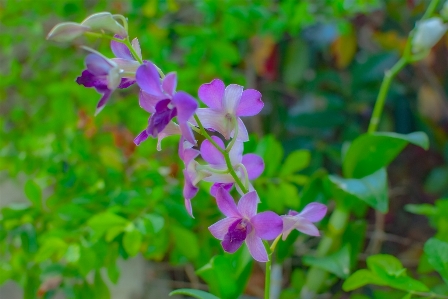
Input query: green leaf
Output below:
<box><xmin>87</xmin><ymin>212</ymin><xmax>128</xmax><ymax>239</ymax></box>
<box><xmin>171</xmin><ymin>225</ymin><xmax>199</xmax><ymax>260</ymax></box>
<box><xmin>123</xmin><ymin>229</ymin><xmax>142</xmax><ymax>257</ymax></box>
<box><xmin>93</xmin><ymin>270</ymin><xmax>110</xmax><ymax>299</ymax></box>
<box><xmin>327</xmin><ymin>168</ymin><xmax>388</xmax><ymax>212</ymax></box>
<box><xmin>169</xmin><ymin>289</ymin><xmax>219</xmax><ymax>299</ymax></box>
<box><xmin>404</xmin><ymin>204</ymin><xmax>437</xmax><ymax>216</ymax></box>
<box><xmin>303</xmin><ymin>245</ymin><xmax>351</xmax><ymax>278</ymax></box>
<box><xmin>24</xmin><ymin>179</ymin><xmax>42</xmax><ymax>207</ymax></box>
<box><xmin>280</xmin><ymin>150</ymin><xmax>311</xmax><ymax>176</ymax></box>
<box><xmin>343</xmin><ymin>269</ymin><xmax>387</xmax><ymax>291</ymax></box>
<box><xmin>34</xmin><ymin>237</ymin><xmax>67</xmax><ymax>263</ymax></box>
<box><xmin>256</xmin><ymin>135</ymin><xmax>284</xmax><ymax>177</ymax></box>
<box><xmin>343</xmin><ymin>132</ymin><xmax>429</xmax><ymax>178</ymax></box>
<box><xmin>424</xmin><ymin>238</ymin><xmax>448</xmax><ymax>284</ymax></box>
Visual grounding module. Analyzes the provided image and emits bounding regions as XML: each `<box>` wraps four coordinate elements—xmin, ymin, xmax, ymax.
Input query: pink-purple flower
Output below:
<box><xmin>209</xmin><ymin>188</ymin><xmax>282</xmax><ymax>262</ymax></box>
<box><xmin>195</xmin><ymin>79</ymin><xmax>264</xmax><ymax>142</ymax></box>
<box><xmin>281</xmin><ymin>203</ymin><xmax>327</xmax><ymax>240</ymax></box>
<box><xmin>134</xmin><ymin>62</ymin><xmax>197</xmax><ymax>145</ymax></box>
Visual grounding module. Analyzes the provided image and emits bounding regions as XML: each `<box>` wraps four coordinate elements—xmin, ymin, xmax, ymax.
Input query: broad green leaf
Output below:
<box><xmin>169</xmin><ymin>289</ymin><xmax>219</xmax><ymax>299</ymax></box>
<box><xmin>327</xmin><ymin>168</ymin><xmax>388</xmax><ymax>212</ymax></box>
<box><xmin>171</xmin><ymin>225</ymin><xmax>199</xmax><ymax>260</ymax></box>
<box><xmin>24</xmin><ymin>179</ymin><xmax>41</xmax><ymax>207</ymax></box>
<box><xmin>404</xmin><ymin>204</ymin><xmax>437</xmax><ymax>216</ymax></box>
<box><xmin>279</xmin><ymin>150</ymin><xmax>311</xmax><ymax>176</ymax></box>
<box><xmin>424</xmin><ymin>238</ymin><xmax>448</xmax><ymax>284</ymax></box>
<box><xmin>343</xmin><ymin>132</ymin><xmax>429</xmax><ymax>178</ymax></box>
<box><xmin>93</xmin><ymin>270</ymin><xmax>110</xmax><ymax>299</ymax></box>
<box><xmin>87</xmin><ymin>212</ymin><xmax>128</xmax><ymax>238</ymax></box>
<box><xmin>280</xmin><ymin>182</ymin><xmax>300</xmax><ymax>209</ymax></box>
<box><xmin>343</xmin><ymin>269</ymin><xmax>387</xmax><ymax>291</ymax></box>
<box><xmin>303</xmin><ymin>245</ymin><xmax>351</xmax><ymax>278</ymax></box>
<box><xmin>34</xmin><ymin>237</ymin><xmax>67</xmax><ymax>263</ymax></box>
<box><xmin>123</xmin><ymin>229</ymin><xmax>142</xmax><ymax>257</ymax></box>
<box><xmin>256</xmin><ymin>135</ymin><xmax>284</xmax><ymax>177</ymax></box>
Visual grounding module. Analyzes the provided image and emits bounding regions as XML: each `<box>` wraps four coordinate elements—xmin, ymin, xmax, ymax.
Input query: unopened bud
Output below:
<box><xmin>81</xmin><ymin>12</ymin><xmax>127</xmax><ymax>38</ymax></box>
<box><xmin>46</xmin><ymin>22</ymin><xmax>90</xmax><ymax>42</ymax></box>
<box><xmin>412</xmin><ymin>17</ymin><xmax>448</xmax><ymax>53</ymax></box>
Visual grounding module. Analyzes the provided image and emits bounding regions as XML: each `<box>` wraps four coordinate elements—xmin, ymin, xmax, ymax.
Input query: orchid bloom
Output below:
<box><xmin>76</xmin><ymin>41</ymin><xmax>140</xmax><ymax>115</ymax></box>
<box><xmin>134</xmin><ymin>62</ymin><xmax>197</xmax><ymax>145</ymax></box>
<box><xmin>281</xmin><ymin>203</ymin><xmax>327</xmax><ymax>241</ymax></box>
<box><xmin>179</xmin><ymin>139</ymin><xmax>200</xmax><ymax>217</ymax></box>
<box><xmin>189</xmin><ymin>136</ymin><xmax>264</xmax><ymax>194</ymax></box>
<box><xmin>195</xmin><ymin>79</ymin><xmax>264</xmax><ymax>142</ymax></box>
<box><xmin>209</xmin><ymin>188</ymin><xmax>282</xmax><ymax>262</ymax></box>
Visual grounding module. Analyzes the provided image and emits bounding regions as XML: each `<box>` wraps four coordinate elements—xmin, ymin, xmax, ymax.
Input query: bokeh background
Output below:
<box><xmin>1</xmin><ymin>0</ymin><xmax>448</xmax><ymax>298</ymax></box>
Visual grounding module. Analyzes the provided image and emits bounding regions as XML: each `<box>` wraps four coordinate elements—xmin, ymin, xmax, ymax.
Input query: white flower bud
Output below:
<box><xmin>46</xmin><ymin>22</ymin><xmax>90</xmax><ymax>42</ymax></box>
<box><xmin>81</xmin><ymin>12</ymin><xmax>127</xmax><ymax>38</ymax></box>
<box><xmin>412</xmin><ymin>17</ymin><xmax>448</xmax><ymax>53</ymax></box>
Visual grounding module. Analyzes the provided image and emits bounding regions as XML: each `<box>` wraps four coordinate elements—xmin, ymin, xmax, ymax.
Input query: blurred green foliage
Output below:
<box><xmin>2</xmin><ymin>0</ymin><xmax>448</xmax><ymax>298</ymax></box>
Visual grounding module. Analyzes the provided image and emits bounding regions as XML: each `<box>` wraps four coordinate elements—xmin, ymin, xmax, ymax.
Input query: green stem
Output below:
<box><xmin>193</xmin><ymin>115</ymin><xmax>248</xmax><ymax>193</ymax></box>
<box><xmin>367</xmin><ymin>57</ymin><xmax>408</xmax><ymax>133</ymax></box>
<box><xmin>84</xmin><ymin>31</ymin><xmax>123</xmax><ymax>42</ymax></box>
<box><xmin>422</xmin><ymin>0</ymin><xmax>441</xmax><ymax>20</ymax></box>
<box><xmin>123</xmin><ymin>38</ymin><xmax>143</xmax><ymax>65</ymax></box>
<box><xmin>265</xmin><ymin>243</ymin><xmax>273</xmax><ymax>299</ymax></box>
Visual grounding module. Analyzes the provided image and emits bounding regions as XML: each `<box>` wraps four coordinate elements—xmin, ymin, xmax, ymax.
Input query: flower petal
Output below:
<box><xmin>139</xmin><ymin>90</ymin><xmax>158</xmax><ymax>113</ymax></box>
<box><xmin>215</xmin><ymin>187</ymin><xmax>240</xmax><ymax>218</ymax></box>
<box><xmin>81</xmin><ymin>12</ymin><xmax>127</xmax><ymax>37</ymax></box>
<box><xmin>157</xmin><ymin>122</ymin><xmax>181</xmax><ymax>151</ymax></box>
<box><xmin>95</xmin><ymin>90</ymin><xmax>113</xmax><ymax>116</ymax></box>
<box><xmin>209</xmin><ymin>217</ymin><xmax>238</xmax><ymax>240</ymax></box>
<box><xmin>172</xmin><ymin>91</ymin><xmax>197</xmax><ymax>123</ymax></box>
<box><xmin>242</xmin><ymin>154</ymin><xmax>264</xmax><ymax>180</ymax></box>
<box><xmin>179</xmin><ymin>122</ymin><xmax>196</xmax><ymax>146</ymax></box>
<box><xmin>195</xmin><ymin>108</ymin><xmax>231</xmax><ymax>139</ymax></box>
<box><xmin>135</xmin><ymin>62</ymin><xmax>164</xmax><ymax>97</ymax></box>
<box><xmin>200</xmin><ymin>136</ymin><xmax>225</xmax><ymax>165</ymax></box>
<box><xmin>291</xmin><ymin>216</ymin><xmax>320</xmax><ymax>236</ymax></box>
<box><xmin>134</xmin><ymin>129</ymin><xmax>149</xmax><ymax>146</ymax></box>
<box><xmin>251</xmin><ymin>211</ymin><xmax>283</xmax><ymax>240</ymax></box>
<box><xmin>245</xmin><ymin>232</ymin><xmax>268</xmax><ymax>262</ymax></box>
<box><xmin>198</xmin><ymin>79</ymin><xmax>225</xmax><ymax>109</ymax></box>
<box><xmin>229</xmin><ymin>140</ymin><xmax>243</xmax><ymax>165</ymax></box>
<box><xmin>210</xmin><ymin>183</ymin><xmax>233</xmax><ymax>197</ymax></box>
<box><xmin>183</xmin><ymin>169</ymin><xmax>198</xmax><ymax>217</ymax></box>
<box><xmin>237</xmin><ymin>191</ymin><xmax>258</xmax><ymax>219</ymax></box>
<box><xmin>231</xmin><ymin>117</ymin><xmax>249</xmax><ymax>142</ymax></box>
<box><xmin>111</xmin><ymin>37</ymin><xmax>134</xmax><ymax>60</ymax></box>
<box><xmin>162</xmin><ymin>72</ymin><xmax>177</xmax><ymax>97</ymax></box>
<box><xmin>111</xmin><ymin>58</ymin><xmax>140</xmax><ymax>73</ymax></box>
<box><xmin>132</xmin><ymin>38</ymin><xmax>142</xmax><ymax>60</ymax></box>
<box><xmin>236</xmin><ymin>89</ymin><xmax>263</xmax><ymax>116</ymax></box>
<box><xmin>298</xmin><ymin>203</ymin><xmax>327</xmax><ymax>222</ymax></box>
<box><xmin>85</xmin><ymin>53</ymin><xmax>113</xmax><ymax>76</ymax></box>
<box><xmin>46</xmin><ymin>22</ymin><xmax>90</xmax><ymax>42</ymax></box>
<box><xmin>223</xmin><ymin>84</ymin><xmax>243</xmax><ymax>114</ymax></box>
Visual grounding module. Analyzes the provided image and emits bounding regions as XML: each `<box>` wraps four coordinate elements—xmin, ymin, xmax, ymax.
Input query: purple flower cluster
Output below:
<box><xmin>47</xmin><ymin>13</ymin><xmax>328</xmax><ymax>262</ymax></box>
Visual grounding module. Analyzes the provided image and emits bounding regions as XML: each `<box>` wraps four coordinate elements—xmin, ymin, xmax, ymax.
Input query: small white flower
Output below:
<box><xmin>412</xmin><ymin>17</ymin><xmax>448</xmax><ymax>54</ymax></box>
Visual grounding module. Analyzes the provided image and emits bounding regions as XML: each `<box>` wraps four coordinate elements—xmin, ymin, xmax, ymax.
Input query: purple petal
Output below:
<box><xmin>228</xmin><ymin>140</ymin><xmax>243</xmax><ymax>166</ymax></box>
<box><xmin>223</xmin><ymin>84</ymin><xmax>243</xmax><ymax>114</ymax></box>
<box><xmin>245</xmin><ymin>232</ymin><xmax>268</xmax><ymax>262</ymax></box>
<box><xmin>111</xmin><ymin>38</ymin><xmax>134</xmax><ymax>60</ymax></box>
<box><xmin>179</xmin><ymin>122</ymin><xmax>196</xmax><ymax>146</ymax></box>
<box><xmin>242</xmin><ymin>154</ymin><xmax>265</xmax><ymax>180</ymax></box>
<box><xmin>185</xmin><ymin>197</ymin><xmax>194</xmax><ymax>218</ymax></box>
<box><xmin>236</xmin><ymin>89</ymin><xmax>263</xmax><ymax>117</ymax></box>
<box><xmin>76</xmin><ymin>70</ymin><xmax>108</xmax><ymax>89</ymax></box>
<box><xmin>147</xmin><ymin>99</ymin><xmax>177</xmax><ymax>137</ymax></box>
<box><xmin>85</xmin><ymin>53</ymin><xmax>113</xmax><ymax>76</ymax></box>
<box><xmin>135</xmin><ymin>62</ymin><xmax>164</xmax><ymax>97</ymax></box>
<box><xmin>111</xmin><ymin>58</ymin><xmax>140</xmax><ymax>73</ymax></box>
<box><xmin>251</xmin><ymin>211</ymin><xmax>283</xmax><ymax>240</ymax></box>
<box><xmin>198</xmin><ymin>79</ymin><xmax>225</xmax><ymax>109</ymax></box>
<box><xmin>139</xmin><ymin>90</ymin><xmax>158</xmax><ymax>113</ymax></box>
<box><xmin>183</xmin><ymin>170</ymin><xmax>198</xmax><ymax>217</ymax></box>
<box><xmin>134</xmin><ymin>129</ymin><xmax>149</xmax><ymax>146</ymax></box>
<box><xmin>209</xmin><ymin>217</ymin><xmax>239</xmax><ymax>240</ymax></box>
<box><xmin>215</xmin><ymin>187</ymin><xmax>240</xmax><ymax>218</ymax></box>
<box><xmin>231</xmin><ymin>117</ymin><xmax>249</xmax><ymax>142</ymax></box>
<box><xmin>118</xmin><ymin>78</ymin><xmax>136</xmax><ymax>89</ymax></box>
<box><xmin>195</xmin><ymin>108</ymin><xmax>231</xmax><ymax>139</ymax></box>
<box><xmin>162</xmin><ymin>72</ymin><xmax>177</xmax><ymax>97</ymax></box>
<box><xmin>237</xmin><ymin>191</ymin><xmax>258</xmax><ymax>219</ymax></box>
<box><xmin>172</xmin><ymin>91</ymin><xmax>197</xmax><ymax>123</ymax></box>
<box><xmin>95</xmin><ymin>90</ymin><xmax>113</xmax><ymax>116</ymax></box>
<box><xmin>221</xmin><ymin>219</ymin><xmax>248</xmax><ymax>253</ymax></box>
<box><xmin>200</xmin><ymin>136</ymin><xmax>225</xmax><ymax>165</ymax></box>
<box><xmin>132</xmin><ymin>38</ymin><xmax>142</xmax><ymax>60</ymax></box>
<box><xmin>157</xmin><ymin>122</ymin><xmax>180</xmax><ymax>151</ymax></box>
<box><xmin>210</xmin><ymin>183</ymin><xmax>233</xmax><ymax>197</ymax></box>
<box><xmin>292</xmin><ymin>216</ymin><xmax>320</xmax><ymax>236</ymax></box>
<box><xmin>298</xmin><ymin>203</ymin><xmax>327</xmax><ymax>222</ymax></box>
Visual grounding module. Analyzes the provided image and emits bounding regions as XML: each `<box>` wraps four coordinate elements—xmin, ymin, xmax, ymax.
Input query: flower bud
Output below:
<box><xmin>81</xmin><ymin>12</ymin><xmax>127</xmax><ymax>38</ymax></box>
<box><xmin>412</xmin><ymin>17</ymin><xmax>448</xmax><ymax>53</ymax></box>
<box><xmin>46</xmin><ymin>22</ymin><xmax>90</xmax><ymax>42</ymax></box>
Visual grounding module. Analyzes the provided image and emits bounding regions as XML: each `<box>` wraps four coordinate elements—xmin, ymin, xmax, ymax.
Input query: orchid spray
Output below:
<box><xmin>47</xmin><ymin>12</ymin><xmax>327</xmax><ymax>299</ymax></box>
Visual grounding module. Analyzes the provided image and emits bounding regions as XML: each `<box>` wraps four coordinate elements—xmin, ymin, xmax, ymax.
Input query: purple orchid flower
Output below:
<box><xmin>76</xmin><ymin>40</ymin><xmax>140</xmax><ymax>115</ymax></box>
<box><xmin>208</xmin><ymin>188</ymin><xmax>283</xmax><ymax>262</ymax></box>
<box><xmin>281</xmin><ymin>203</ymin><xmax>327</xmax><ymax>240</ymax></box>
<box><xmin>199</xmin><ymin>136</ymin><xmax>264</xmax><ymax>193</ymax></box>
<box><xmin>195</xmin><ymin>79</ymin><xmax>264</xmax><ymax>142</ymax></box>
<box><xmin>134</xmin><ymin>62</ymin><xmax>197</xmax><ymax>145</ymax></box>
<box><xmin>178</xmin><ymin>138</ymin><xmax>200</xmax><ymax>217</ymax></box>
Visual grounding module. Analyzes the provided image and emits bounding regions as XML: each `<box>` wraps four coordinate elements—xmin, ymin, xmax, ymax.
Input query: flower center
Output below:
<box><xmin>221</xmin><ymin>218</ymin><xmax>251</xmax><ymax>253</ymax></box>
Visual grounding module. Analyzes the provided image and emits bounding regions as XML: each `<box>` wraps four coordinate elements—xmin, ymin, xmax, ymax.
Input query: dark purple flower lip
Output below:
<box><xmin>222</xmin><ymin>218</ymin><xmax>251</xmax><ymax>253</ymax></box>
<box><xmin>147</xmin><ymin>99</ymin><xmax>177</xmax><ymax>137</ymax></box>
